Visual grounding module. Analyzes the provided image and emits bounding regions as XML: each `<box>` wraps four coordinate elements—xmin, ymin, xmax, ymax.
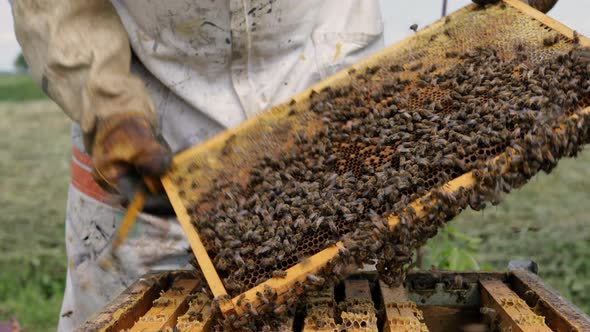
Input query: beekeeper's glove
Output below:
<box><xmin>472</xmin><ymin>0</ymin><xmax>558</xmax><ymax>13</ymax></box>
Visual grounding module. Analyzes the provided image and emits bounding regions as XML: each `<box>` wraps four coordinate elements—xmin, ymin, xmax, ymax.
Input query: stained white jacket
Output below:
<box><xmin>13</xmin><ymin>0</ymin><xmax>384</xmax><ymax>152</ymax></box>
<box><xmin>11</xmin><ymin>1</ymin><xmax>384</xmax><ymax>329</ymax></box>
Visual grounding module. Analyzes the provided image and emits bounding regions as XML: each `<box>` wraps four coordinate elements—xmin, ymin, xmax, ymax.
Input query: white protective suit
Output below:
<box><xmin>11</xmin><ymin>0</ymin><xmax>384</xmax><ymax>330</ymax></box>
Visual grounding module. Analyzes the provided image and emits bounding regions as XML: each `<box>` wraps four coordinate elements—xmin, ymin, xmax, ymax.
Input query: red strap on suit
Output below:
<box><xmin>71</xmin><ymin>147</ymin><xmax>110</xmax><ymax>204</ymax></box>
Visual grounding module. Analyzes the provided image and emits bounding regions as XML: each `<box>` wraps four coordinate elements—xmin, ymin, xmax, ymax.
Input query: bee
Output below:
<box><xmin>153</xmin><ymin>298</ymin><xmax>171</xmax><ymax>307</ymax></box>
<box><xmin>307</xmin><ymin>273</ymin><xmax>324</xmax><ymax>283</ymax></box>
<box><xmin>170</xmin><ymin>286</ymin><xmax>185</xmax><ymax>295</ymax></box>
<box><xmin>61</xmin><ymin>310</ymin><xmax>73</xmax><ymax>318</ymax></box>
<box><xmin>409</xmin><ymin>62</ymin><xmax>423</xmax><ymax>72</ymax></box>
<box><xmin>221</xmin><ymin>134</ymin><xmax>237</xmax><ymax>156</ymax></box>
<box><xmin>187</xmin><ymin>310</ymin><xmax>203</xmax><ymax>321</ymax></box>
<box><xmin>480</xmin><ymin>307</ymin><xmax>497</xmax><ymax>319</ymax></box>
<box><xmin>366</xmin><ymin>66</ymin><xmax>381</xmax><ymax>75</ymax></box>
<box><xmin>263</xmin><ymin>285</ymin><xmax>278</xmax><ymax>301</ymax></box>
<box><xmin>236</xmin><ymin>294</ymin><xmax>247</xmax><ymax>308</ymax></box>
<box><xmin>416</xmin><ymin>80</ymin><xmax>428</xmax><ymax>88</ymax></box>
<box><xmin>260</xmin><ymin>256</ymin><xmax>276</xmax><ymax>268</ymax></box>
<box><xmin>445</xmin><ymin>51</ymin><xmax>459</xmax><ymax>59</ymax></box>
<box><xmin>273</xmin><ymin>304</ymin><xmax>288</xmax><ymax>315</ymax></box>
<box><xmin>573</xmin><ymin>30</ymin><xmax>580</xmax><ymax>44</ymax></box>
<box><xmin>314</xmin><ymin>216</ymin><xmax>325</xmax><ymax>229</ymax></box>
<box><xmin>328</xmin><ymin>220</ymin><xmax>338</xmax><ymax>232</ymax></box>
<box><xmin>451</xmin><ymin>275</ymin><xmax>464</xmax><ymax>289</ymax></box>
<box><xmin>241</xmin><ymin>301</ymin><xmax>258</xmax><ymax>316</ymax></box>
<box><xmin>309</xmin><ymin>89</ymin><xmax>319</xmax><ymax>99</ymax></box>
<box><xmin>254</xmin><ymin>246</ymin><xmax>272</xmax><ymax>256</ymax></box>
<box><xmin>186</xmin><ymin>161</ymin><xmax>201</xmax><ymax>173</ymax></box>
<box><xmin>256</xmin><ymin>291</ymin><xmax>270</xmax><ymax>304</ymax></box>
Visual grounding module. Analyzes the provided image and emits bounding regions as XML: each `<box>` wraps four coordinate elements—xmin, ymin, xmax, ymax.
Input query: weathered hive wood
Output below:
<box><xmin>82</xmin><ymin>271</ymin><xmax>590</xmax><ymax>331</ymax></box>
<box><xmin>303</xmin><ymin>288</ymin><xmax>338</xmax><ymax>332</ymax></box>
<box><xmin>129</xmin><ymin>278</ymin><xmax>200</xmax><ymax>331</ymax></box>
<box><xmin>480</xmin><ymin>279</ymin><xmax>552</xmax><ymax>332</ymax></box>
<box><xmin>76</xmin><ymin>271</ymin><xmax>196</xmax><ymax>332</ymax></box>
<box><xmin>509</xmin><ymin>271</ymin><xmax>590</xmax><ymax>332</ymax></box>
<box><xmin>380</xmin><ymin>281</ymin><xmax>428</xmax><ymax>332</ymax></box>
<box><xmin>174</xmin><ymin>293</ymin><xmax>213</xmax><ymax>332</ymax></box>
<box><xmin>341</xmin><ymin>280</ymin><xmax>378</xmax><ymax>332</ymax></box>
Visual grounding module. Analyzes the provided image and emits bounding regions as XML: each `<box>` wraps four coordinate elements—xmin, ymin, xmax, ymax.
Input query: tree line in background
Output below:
<box><xmin>14</xmin><ymin>53</ymin><xmax>28</xmax><ymax>72</ymax></box>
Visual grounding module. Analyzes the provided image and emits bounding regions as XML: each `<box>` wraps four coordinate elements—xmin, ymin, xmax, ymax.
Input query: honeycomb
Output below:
<box><xmin>165</xmin><ymin>0</ymin><xmax>590</xmax><ymax>316</ymax></box>
<box><xmin>340</xmin><ymin>311</ymin><xmax>378</xmax><ymax>331</ymax></box>
<box><xmin>176</xmin><ymin>293</ymin><xmax>212</xmax><ymax>330</ymax></box>
<box><xmin>304</xmin><ymin>306</ymin><xmax>339</xmax><ymax>331</ymax></box>
<box><xmin>385</xmin><ymin>302</ymin><xmax>424</xmax><ymax>321</ymax></box>
<box><xmin>385</xmin><ymin>317</ymin><xmax>429</xmax><ymax>332</ymax></box>
<box><xmin>339</xmin><ymin>299</ymin><xmax>378</xmax><ymax>332</ymax></box>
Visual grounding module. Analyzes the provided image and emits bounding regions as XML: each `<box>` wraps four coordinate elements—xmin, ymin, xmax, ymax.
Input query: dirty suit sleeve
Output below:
<box><xmin>11</xmin><ymin>0</ymin><xmax>157</xmax><ymax>150</ymax></box>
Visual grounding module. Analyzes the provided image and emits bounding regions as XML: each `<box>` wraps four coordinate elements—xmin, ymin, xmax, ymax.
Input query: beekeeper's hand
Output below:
<box><xmin>12</xmin><ymin>0</ymin><xmax>174</xmax><ymax>214</ymax></box>
<box><xmin>91</xmin><ymin>114</ymin><xmax>174</xmax><ymax>215</ymax></box>
<box><xmin>471</xmin><ymin>0</ymin><xmax>558</xmax><ymax>13</ymax></box>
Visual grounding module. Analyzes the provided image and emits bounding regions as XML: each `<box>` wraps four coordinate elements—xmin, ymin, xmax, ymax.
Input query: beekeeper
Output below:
<box><xmin>10</xmin><ymin>0</ymin><xmax>557</xmax><ymax>330</ymax></box>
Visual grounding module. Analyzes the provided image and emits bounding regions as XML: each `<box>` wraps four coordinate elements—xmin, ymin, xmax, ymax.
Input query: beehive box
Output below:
<box><xmin>79</xmin><ymin>269</ymin><xmax>590</xmax><ymax>331</ymax></box>
<box><xmin>159</xmin><ymin>0</ymin><xmax>590</xmax><ymax>321</ymax></box>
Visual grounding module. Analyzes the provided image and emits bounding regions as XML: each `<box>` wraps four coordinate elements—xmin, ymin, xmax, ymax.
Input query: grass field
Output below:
<box><xmin>0</xmin><ymin>99</ymin><xmax>70</xmax><ymax>331</ymax></box>
<box><xmin>0</xmin><ymin>75</ymin><xmax>69</xmax><ymax>331</ymax></box>
<box><xmin>0</xmin><ymin>74</ymin><xmax>47</xmax><ymax>101</ymax></box>
<box><xmin>0</xmin><ymin>75</ymin><xmax>589</xmax><ymax>331</ymax></box>
<box><xmin>453</xmin><ymin>155</ymin><xmax>590</xmax><ymax>313</ymax></box>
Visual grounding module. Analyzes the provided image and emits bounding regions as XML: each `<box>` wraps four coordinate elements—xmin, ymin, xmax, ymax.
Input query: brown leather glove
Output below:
<box><xmin>472</xmin><ymin>0</ymin><xmax>558</xmax><ymax>13</ymax></box>
<box><xmin>526</xmin><ymin>0</ymin><xmax>559</xmax><ymax>13</ymax></box>
<box><xmin>91</xmin><ymin>113</ymin><xmax>173</xmax><ymax>215</ymax></box>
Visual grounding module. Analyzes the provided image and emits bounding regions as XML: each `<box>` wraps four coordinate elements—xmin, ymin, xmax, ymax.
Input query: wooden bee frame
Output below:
<box><xmin>161</xmin><ymin>0</ymin><xmax>590</xmax><ymax>318</ymax></box>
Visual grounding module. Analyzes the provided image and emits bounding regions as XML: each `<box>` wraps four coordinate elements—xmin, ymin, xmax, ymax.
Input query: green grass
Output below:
<box><xmin>0</xmin><ymin>101</ymin><xmax>70</xmax><ymax>331</ymax></box>
<box><xmin>0</xmin><ymin>74</ymin><xmax>47</xmax><ymax>101</ymax></box>
<box><xmin>426</xmin><ymin>150</ymin><xmax>590</xmax><ymax>314</ymax></box>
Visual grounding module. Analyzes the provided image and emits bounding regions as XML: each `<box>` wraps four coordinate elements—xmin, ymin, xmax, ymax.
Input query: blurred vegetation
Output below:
<box><xmin>422</xmin><ymin>226</ymin><xmax>491</xmax><ymax>271</ymax></box>
<box><xmin>14</xmin><ymin>53</ymin><xmax>29</xmax><ymax>73</ymax></box>
<box><xmin>0</xmin><ymin>75</ymin><xmax>588</xmax><ymax>331</ymax></box>
<box><xmin>423</xmin><ymin>151</ymin><xmax>590</xmax><ymax>314</ymax></box>
<box><xmin>0</xmin><ymin>74</ymin><xmax>46</xmax><ymax>102</ymax></box>
<box><xmin>0</xmin><ymin>99</ymin><xmax>70</xmax><ymax>331</ymax></box>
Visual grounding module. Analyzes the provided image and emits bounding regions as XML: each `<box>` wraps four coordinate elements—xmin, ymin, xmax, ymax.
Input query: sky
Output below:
<box><xmin>1</xmin><ymin>1</ymin><xmax>590</xmax><ymax>71</ymax></box>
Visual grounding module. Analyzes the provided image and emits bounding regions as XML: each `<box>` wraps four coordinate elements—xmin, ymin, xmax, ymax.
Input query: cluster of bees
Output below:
<box><xmin>183</xmin><ymin>36</ymin><xmax>590</xmax><ymax>329</ymax></box>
